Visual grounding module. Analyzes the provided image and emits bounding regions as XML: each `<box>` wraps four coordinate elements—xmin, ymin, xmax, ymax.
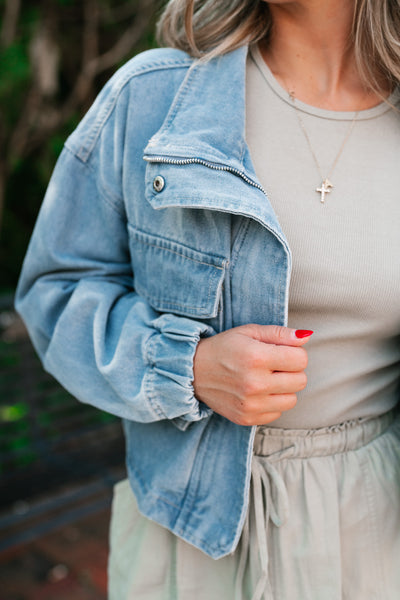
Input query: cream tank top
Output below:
<box><xmin>245</xmin><ymin>45</ymin><xmax>400</xmax><ymax>428</ymax></box>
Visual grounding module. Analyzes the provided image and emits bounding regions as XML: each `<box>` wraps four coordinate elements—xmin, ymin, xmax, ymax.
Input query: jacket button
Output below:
<box><xmin>153</xmin><ymin>175</ymin><xmax>165</xmax><ymax>192</ymax></box>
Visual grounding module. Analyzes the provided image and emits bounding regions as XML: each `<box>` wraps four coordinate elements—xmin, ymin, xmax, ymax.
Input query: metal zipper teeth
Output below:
<box><xmin>143</xmin><ymin>154</ymin><xmax>290</xmax><ymax>251</ymax></box>
<box><xmin>143</xmin><ymin>155</ymin><xmax>290</xmax><ymax>255</ymax></box>
<box><xmin>143</xmin><ymin>155</ymin><xmax>266</xmax><ymax>195</ymax></box>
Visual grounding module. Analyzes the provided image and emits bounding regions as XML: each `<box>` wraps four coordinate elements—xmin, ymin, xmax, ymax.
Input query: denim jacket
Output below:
<box><xmin>16</xmin><ymin>45</ymin><xmax>292</xmax><ymax>559</ymax></box>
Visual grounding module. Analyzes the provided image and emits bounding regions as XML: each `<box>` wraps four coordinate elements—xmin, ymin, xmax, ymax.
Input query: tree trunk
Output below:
<box><xmin>0</xmin><ymin>161</ymin><xmax>6</xmax><ymax>236</ymax></box>
<box><xmin>1</xmin><ymin>0</ymin><xmax>21</xmax><ymax>47</ymax></box>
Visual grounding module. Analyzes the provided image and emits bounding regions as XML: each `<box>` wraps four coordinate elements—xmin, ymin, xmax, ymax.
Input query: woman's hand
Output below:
<box><xmin>193</xmin><ymin>324</ymin><xmax>313</xmax><ymax>426</ymax></box>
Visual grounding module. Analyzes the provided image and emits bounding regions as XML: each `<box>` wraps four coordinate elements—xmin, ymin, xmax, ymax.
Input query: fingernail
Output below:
<box><xmin>295</xmin><ymin>329</ymin><xmax>314</xmax><ymax>338</ymax></box>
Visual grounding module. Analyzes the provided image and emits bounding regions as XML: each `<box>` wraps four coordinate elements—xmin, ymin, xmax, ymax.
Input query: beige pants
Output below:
<box><xmin>108</xmin><ymin>410</ymin><xmax>400</xmax><ymax>599</ymax></box>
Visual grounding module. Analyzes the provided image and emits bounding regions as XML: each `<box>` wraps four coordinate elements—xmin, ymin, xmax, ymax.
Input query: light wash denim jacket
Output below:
<box><xmin>16</xmin><ymin>46</ymin><xmax>292</xmax><ymax>559</ymax></box>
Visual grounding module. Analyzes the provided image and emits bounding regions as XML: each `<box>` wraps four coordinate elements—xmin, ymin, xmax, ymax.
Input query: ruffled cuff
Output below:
<box><xmin>143</xmin><ymin>313</ymin><xmax>215</xmax><ymax>431</ymax></box>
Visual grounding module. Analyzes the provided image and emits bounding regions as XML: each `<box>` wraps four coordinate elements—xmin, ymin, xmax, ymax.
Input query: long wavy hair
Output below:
<box><xmin>156</xmin><ymin>0</ymin><xmax>400</xmax><ymax>96</ymax></box>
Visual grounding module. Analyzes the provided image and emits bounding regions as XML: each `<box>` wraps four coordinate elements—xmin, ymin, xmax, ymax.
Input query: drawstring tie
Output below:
<box><xmin>235</xmin><ymin>446</ymin><xmax>294</xmax><ymax>600</ymax></box>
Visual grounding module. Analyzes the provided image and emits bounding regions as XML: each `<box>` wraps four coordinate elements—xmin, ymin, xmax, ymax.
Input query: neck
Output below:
<box><xmin>261</xmin><ymin>0</ymin><xmax>383</xmax><ymax>110</ymax></box>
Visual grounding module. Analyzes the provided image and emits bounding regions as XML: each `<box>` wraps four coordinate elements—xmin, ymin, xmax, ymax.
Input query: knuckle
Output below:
<box><xmin>271</xmin><ymin>325</ymin><xmax>286</xmax><ymax>343</ymax></box>
<box><xmin>236</xmin><ymin>413</ymin><xmax>254</xmax><ymax>427</ymax></box>
<box><xmin>284</xmin><ymin>394</ymin><xmax>298</xmax><ymax>410</ymax></box>
<box><xmin>242</xmin><ymin>346</ymin><xmax>263</xmax><ymax>370</ymax></box>
<box><xmin>298</xmin><ymin>372</ymin><xmax>308</xmax><ymax>390</ymax></box>
<box><xmin>297</xmin><ymin>347</ymin><xmax>308</xmax><ymax>369</ymax></box>
<box><xmin>239</xmin><ymin>374</ymin><xmax>259</xmax><ymax>397</ymax></box>
<box><xmin>262</xmin><ymin>411</ymin><xmax>282</xmax><ymax>424</ymax></box>
<box><xmin>241</xmin><ymin>323</ymin><xmax>260</xmax><ymax>338</ymax></box>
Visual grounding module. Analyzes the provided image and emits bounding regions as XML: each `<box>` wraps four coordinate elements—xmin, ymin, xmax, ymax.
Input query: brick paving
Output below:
<box><xmin>0</xmin><ymin>508</ymin><xmax>110</xmax><ymax>600</ymax></box>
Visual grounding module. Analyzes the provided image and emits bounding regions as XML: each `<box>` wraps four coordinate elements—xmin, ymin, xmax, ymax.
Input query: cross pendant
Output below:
<box><xmin>316</xmin><ymin>179</ymin><xmax>333</xmax><ymax>203</ymax></box>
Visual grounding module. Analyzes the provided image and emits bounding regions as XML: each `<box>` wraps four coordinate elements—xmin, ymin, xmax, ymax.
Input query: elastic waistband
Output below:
<box><xmin>254</xmin><ymin>409</ymin><xmax>397</xmax><ymax>459</ymax></box>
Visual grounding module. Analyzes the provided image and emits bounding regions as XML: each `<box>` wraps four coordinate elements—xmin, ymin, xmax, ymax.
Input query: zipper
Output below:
<box><xmin>143</xmin><ymin>155</ymin><xmax>267</xmax><ymax>196</ymax></box>
<box><xmin>143</xmin><ymin>153</ymin><xmax>290</xmax><ymax>253</ymax></box>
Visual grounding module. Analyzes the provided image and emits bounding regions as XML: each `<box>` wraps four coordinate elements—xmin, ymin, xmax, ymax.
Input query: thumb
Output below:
<box><xmin>243</xmin><ymin>324</ymin><xmax>314</xmax><ymax>347</ymax></box>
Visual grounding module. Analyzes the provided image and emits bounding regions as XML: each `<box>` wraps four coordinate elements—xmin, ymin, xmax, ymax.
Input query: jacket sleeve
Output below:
<box><xmin>15</xmin><ymin>69</ymin><xmax>214</xmax><ymax>432</ymax></box>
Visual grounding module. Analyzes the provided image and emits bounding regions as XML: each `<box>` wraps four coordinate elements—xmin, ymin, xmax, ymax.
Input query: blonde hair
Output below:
<box><xmin>157</xmin><ymin>0</ymin><xmax>400</xmax><ymax>95</ymax></box>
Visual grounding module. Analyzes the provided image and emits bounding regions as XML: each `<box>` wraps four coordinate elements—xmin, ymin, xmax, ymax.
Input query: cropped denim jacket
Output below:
<box><xmin>16</xmin><ymin>45</ymin><xmax>292</xmax><ymax>559</ymax></box>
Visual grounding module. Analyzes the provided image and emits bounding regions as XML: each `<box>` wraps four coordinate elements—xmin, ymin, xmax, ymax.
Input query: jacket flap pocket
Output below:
<box><xmin>128</xmin><ymin>227</ymin><xmax>227</xmax><ymax>318</ymax></box>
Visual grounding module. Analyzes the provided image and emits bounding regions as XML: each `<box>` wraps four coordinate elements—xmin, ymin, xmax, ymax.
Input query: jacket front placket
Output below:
<box><xmin>140</xmin><ymin>47</ymin><xmax>294</xmax><ymax>558</ymax></box>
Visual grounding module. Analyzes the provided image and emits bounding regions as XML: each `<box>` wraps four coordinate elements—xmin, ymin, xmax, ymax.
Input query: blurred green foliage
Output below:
<box><xmin>0</xmin><ymin>335</ymin><xmax>119</xmax><ymax>475</ymax></box>
<box><xmin>0</xmin><ymin>0</ymin><xmax>161</xmax><ymax>293</ymax></box>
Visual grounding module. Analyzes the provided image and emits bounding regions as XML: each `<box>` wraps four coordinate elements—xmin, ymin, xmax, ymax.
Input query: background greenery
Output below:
<box><xmin>0</xmin><ymin>0</ymin><xmax>164</xmax><ymax>509</ymax></box>
<box><xmin>0</xmin><ymin>0</ymin><xmax>161</xmax><ymax>294</ymax></box>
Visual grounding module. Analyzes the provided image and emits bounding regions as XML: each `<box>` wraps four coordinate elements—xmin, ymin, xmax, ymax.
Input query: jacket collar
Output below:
<box><xmin>144</xmin><ymin>45</ymin><xmax>290</xmax><ymax>257</ymax></box>
<box><xmin>144</xmin><ymin>46</ymin><xmax>257</xmax><ymax>179</ymax></box>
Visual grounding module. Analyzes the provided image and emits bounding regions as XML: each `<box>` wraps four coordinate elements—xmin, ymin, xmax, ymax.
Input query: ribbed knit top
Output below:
<box><xmin>245</xmin><ymin>44</ymin><xmax>400</xmax><ymax>428</ymax></box>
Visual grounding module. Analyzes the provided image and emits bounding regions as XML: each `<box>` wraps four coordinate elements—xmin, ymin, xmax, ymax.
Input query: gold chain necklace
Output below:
<box><xmin>288</xmin><ymin>89</ymin><xmax>359</xmax><ymax>203</ymax></box>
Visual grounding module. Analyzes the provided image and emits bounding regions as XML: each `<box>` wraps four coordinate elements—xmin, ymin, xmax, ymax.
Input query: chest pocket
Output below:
<box><xmin>128</xmin><ymin>226</ymin><xmax>227</xmax><ymax>319</ymax></box>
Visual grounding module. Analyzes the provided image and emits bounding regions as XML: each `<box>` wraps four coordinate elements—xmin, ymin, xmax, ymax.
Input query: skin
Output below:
<box><xmin>259</xmin><ymin>0</ymin><xmax>388</xmax><ymax>109</ymax></box>
<box><xmin>193</xmin><ymin>325</ymin><xmax>311</xmax><ymax>426</ymax></box>
<box><xmin>193</xmin><ymin>0</ymin><xmax>381</xmax><ymax>427</ymax></box>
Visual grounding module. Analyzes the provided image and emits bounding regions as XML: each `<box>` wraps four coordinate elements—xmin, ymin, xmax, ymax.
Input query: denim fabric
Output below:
<box><xmin>15</xmin><ymin>46</ymin><xmax>291</xmax><ymax>558</ymax></box>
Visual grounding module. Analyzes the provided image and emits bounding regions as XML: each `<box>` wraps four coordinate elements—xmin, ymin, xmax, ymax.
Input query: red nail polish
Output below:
<box><xmin>295</xmin><ymin>329</ymin><xmax>314</xmax><ymax>338</ymax></box>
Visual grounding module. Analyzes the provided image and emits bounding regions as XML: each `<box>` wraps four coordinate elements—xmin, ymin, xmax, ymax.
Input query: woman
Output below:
<box><xmin>16</xmin><ymin>0</ymin><xmax>400</xmax><ymax>598</ymax></box>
